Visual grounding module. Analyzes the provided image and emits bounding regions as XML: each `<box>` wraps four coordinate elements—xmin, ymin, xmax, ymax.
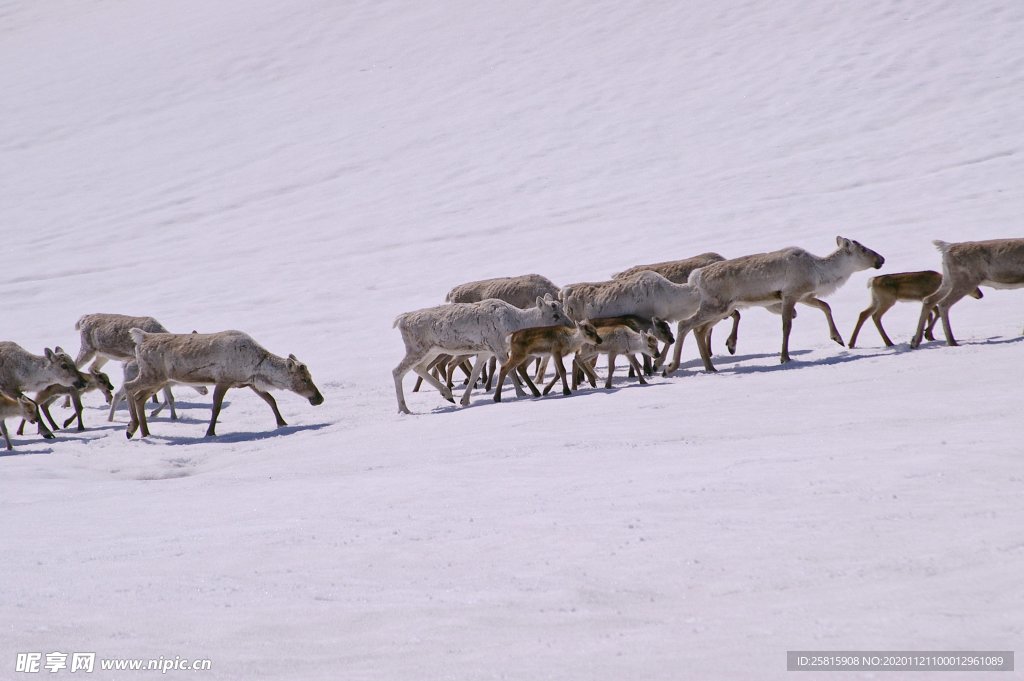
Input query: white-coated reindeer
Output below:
<box><xmin>1</xmin><ymin>394</ymin><xmax>39</xmax><ymax>450</ymax></box>
<box><xmin>612</xmin><ymin>253</ymin><xmax>744</xmax><ymax>354</ymax></box>
<box><xmin>392</xmin><ymin>296</ymin><xmax>573</xmax><ymax>413</ymax></box>
<box><xmin>110</xmin><ymin>358</ymin><xmax>288</xmax><ymax>421</ymax></box>
<box><xmin>445</xmin><ymin>273</ymin><xmax>561</xmax><ymax>307</ymax></box>
<box><xmin>911</xmin><ymin>239</ymin><xmax>1024</xmax><ymax>348</ymax></box>
<box><xmin>124</xmin><ymin>330</ymin><xmax>324</xmax><ymax>439</ymax></box>
<box><xmin>664</xmin><ymin>237</ymin><xmax>885</xmax><ymax>373</ymax></box>
<box><xmin>73</xmin><ymin>313</ymin><xmax>206</xmax><ymax>418</ymax></box>
<box><xmin>433</xmin><ymin>273</ymin><xmax>562</xmax><ymax>391</ymax></box>
<box><xmin>0</xmin><ymin>343</ymin><xmax>87</xmax><ymax>439</ymax></box>
<box><xmin>562</xmin><ymin>271</ymin><xmax>703</xmax><ymax>330</ymax></box>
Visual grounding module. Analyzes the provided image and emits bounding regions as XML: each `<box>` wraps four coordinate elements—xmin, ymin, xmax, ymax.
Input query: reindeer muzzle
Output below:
<box><xmin>874</xmin><ymin>255</ymin><xmax>885</xmax><ymax>269</ymax></box>
<box><xmin>310</xmin><ymin>393</ymin><xmax>325</xmax><ymax>406</ymax></box>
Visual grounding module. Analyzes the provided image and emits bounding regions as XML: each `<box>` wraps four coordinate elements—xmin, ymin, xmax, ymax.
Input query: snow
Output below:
<box><xmin>2</xmin><ymin>0</ymin><xmax>1022</xmax><ymax>678</ymax></box>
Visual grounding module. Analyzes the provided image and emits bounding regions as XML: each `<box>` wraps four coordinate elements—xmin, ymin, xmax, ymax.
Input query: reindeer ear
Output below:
<box><xmin>288</xmin><ymin>353</ymin><xmax>297</xmax><ymax>361</ymax></box>
<box><xmin>44</xmin><ymin>348</ymin><xmax>55</xmax><ymax>360</ymax></box>
<box><xmin>836</xmin><ymin>235</ymin><xmax>852</xmax><ymax>248</ymax></box>
<box><xmin>54</xmin><ymin>346</ymin><xmax>65</xmax><ymax>354</ymax></box>
<box><xmin>543</xmin><ymin>292</ymin><xmax>553</xmax><ymax>301</ymax></box>
<box><xmin>536</xmin><ymin>296</ymin><xmax>544</xmax><ymax>308</ymax></box>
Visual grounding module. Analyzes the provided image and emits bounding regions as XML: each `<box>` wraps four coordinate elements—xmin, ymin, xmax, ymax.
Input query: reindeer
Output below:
<box><xmin>561</xmin><ymin>271</ymin><xmax>703</xmax><ymax>377</ymax></box>
<box><xmin>570</xmin><ymin>323</ymin><xmax>661</xmax><ymax>390</ymax></box>
<box><xmin>577</xmin><ymin>314</ymin><xmax>673</xmax><ymax>382</ymax></box>
<box><xmin>123</xmin><ymin>330</ymin><xmax>323</xmax><ymax>439</ymax></box>
<box><xmin>1</xmin><ymin>394</ymin><xmax>39</xmax><ymax>450</ymax></box>
<box><xmin>910</xmin><ymin>239</ymin><xmax>1024</xmax><ymax>347</ymax></box>
<box><xmin>613</xmin><ymin>253</ymin><xmax>744</xmax><ymax>354</ymax></box>
<box><xmin>0</xmin><ymin>343</ymin><xmax>87</xmax><ymax>439</ymax></box>
<box><xmin>663</xmin><ymin>237</ymin><xmax>884</xmax><ymax>373</ymax></box>
<box><xmin>73</xmin><ymin>313</ymin><xmax>201</xmax><ymax>417</ymax></box>
<box><xmin>849</xmin><ymin>271</ymin><xmax>983</xmax><ymax>348</ymax></box>
<box><xmin>428</xmin><ymin>273</ymin><xmax>562</xmax><ymax>391</ymax></box>
<box><xmin>393</xmin><ymin>296</ymin><xmax>573</xmax><ymax>413</ymax></box>
<box><xmin>562</xmin><ymin>271</ymin><xmax>702</xmax><ymax>331</ymax></box>
<box><xmin>17</xmin><ymin>369</ymin><xmax>114</xmax><ymax>435</ymax></box>
<box><xmin>493</xmin><ymin>321</ymin><xmax>603</xmax><ymax>401</ymax></box>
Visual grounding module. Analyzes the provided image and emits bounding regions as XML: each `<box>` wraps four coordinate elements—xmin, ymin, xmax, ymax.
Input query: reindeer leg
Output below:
<box><xmin>694</xmin><ymin>324</ymin><xmax>716</xmax><ymax>372</ymax></box>
<box><xmin>780</xmin><ymin>299</ymin><xmax>798</xmax><ymax>363</ymax></box>
<box><xmin>162</xmin><ymin>387</ymin><xmax>177</xmax><ymax>420</ymax></box>
<box><xmin>252</xmin><ymin>387</ymin><xmax>287</xmax><ymax>427</ymax></box>
<box><xmin>924</xmin><ymin>306</ymin><xmax>940</xmax><ymax>341</ymax></box>
<box><xmin>848</xmin><ymin>305</ymin><xmax>873</xmax><ymax>348</ymax></box>
<box><xmin>35</xmin><ymin>404</ymin><xmax>55</xmax><ymax>440</ymax></box>
<box><xmin>460</xmin><ymin>356</ymin><xmax>488</xmax><ymax>407</ymax></box>
<box><xmin>871</xmin><ymin>300</ymin><xmax>897</xmax><ymax>347</ymax></box>
<box><xmin>39</xmin><ymin>400</ymin><xmax>60</xmax><ymax>433</ymax></box>
<box><xmin>1</xmin><ymin>421</ymin><xmax>13</xmax><ymax>450</ymax></box>
<box><xmin>627</xmin><ymin>355</ymin><xmax>648</xmax><ymax>384</ymax></box>
<box><xmin>70</xmin><ymin>392</ymin><xmax>86</xmax><ymax>431</ymax></box>
<box><xmin>725</xmin><ymin>310</ymin><xmax>741</xmax><ymax>355</ymax></box>
<box><xmin>801</xmin><ymin>296</ymin><xmax>845</xmax><ymax>346</ymax></box>
<box><xmin>206</xmin><ymin>384</ymin><xmax>230</xmax><ymax>437</ymax></box>
<box><xmin>516</xmin><ymin>365</ymin><xmax>541</xmax><ymax>397</ymax></box>
<box><xmin>604</xmin><ymin>352</ymin><xmax>617</xmax><ymax>389</ymax></box>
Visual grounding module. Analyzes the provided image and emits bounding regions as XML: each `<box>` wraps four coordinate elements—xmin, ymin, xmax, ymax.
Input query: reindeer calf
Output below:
<box><xmin>494</xmin><ymin>322</ymin><xmax>602</xmax><ymax>401</ymax></box>
<box><xmin>17</xmin><ymin>369</ymin><xmax>114</xmax><ymax>435</ymax></box>
<box><xmin>849</xmin><ymin>271</ymin><xmax>982</xmax><ymax>348</ymax></box>
<box><xmin>574</xmin><ymin>324</ymin><xmax>660</xmax><ymax>389</ymax></box>
<box><xmin>1</xmin><ymin>394</ymin><xmax>39</xmax><ymax>450</ymax></box>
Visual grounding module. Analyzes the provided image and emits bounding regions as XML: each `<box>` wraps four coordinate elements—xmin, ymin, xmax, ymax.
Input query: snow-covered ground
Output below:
<box><xmin>2</xmin><ymin>1</ymin><xmax>1022</xmax><ymax>678</ymax></box>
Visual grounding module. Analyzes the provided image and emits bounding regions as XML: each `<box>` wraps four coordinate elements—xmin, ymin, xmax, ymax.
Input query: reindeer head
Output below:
<box><xmin>44</xmin><ymin>347</ymin><xmax>87</xmax><ymax>390</ymax></box>
<box><xmin>285</xmin><ymin>354</ymin><xmax>324</xmax><ymax>406</ymax></box>
<box><xmin>535</xmin><ymin>294</ymin><xmax>574</xmax><ymax>327</ymax></box>
<box><xmin>577</xmin><ymin>320</ymin><xmax>602</xmax><ymax>346</ymax></box>
<box><xmin>836</xmin><ymin>236</ymin><xmax>885</xmax><ymax>270</ymax></box>
<box><xmin>650</xmin><ymin>316</ymin><xmax>675</xmax><ymax>344</ymax></box>
<box><xmin>639</xmin><ymin>331</ymin><xmax>660</xmax><ymax>358</ymax></box>
<box><xmin>89</xmin><ymin>369</ymin><xmax>115</xmax><ymax>404</ymax></box>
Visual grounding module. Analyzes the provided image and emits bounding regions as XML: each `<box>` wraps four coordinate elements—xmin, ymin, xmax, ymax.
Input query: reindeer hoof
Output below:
<box><xmin>42</xmin><ymin>432</ymin><xmax>55</xmax><ymax>440</ymax></box>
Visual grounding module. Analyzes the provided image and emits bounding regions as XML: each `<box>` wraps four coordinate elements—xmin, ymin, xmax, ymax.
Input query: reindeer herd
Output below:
<box><xmin>393</xmin><ymin>237</ymin><xmax>1024</xmax><ymax>414</ymax></box>
<box><xmin>0</xmin><ymin>237</ymin><xmax>1020</xmax><ymax>449</ymax></box>
<box><xmin>0</xmin><ymin>315</ymin><xmax>323</xmax><ymax>450</ymax></box>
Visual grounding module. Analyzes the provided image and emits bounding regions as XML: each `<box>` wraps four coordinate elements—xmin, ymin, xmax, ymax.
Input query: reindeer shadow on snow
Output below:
<box><xmin>141</xmin><ymin>421</ymin><xmax>333</xmax><ymax>446</ymax></box>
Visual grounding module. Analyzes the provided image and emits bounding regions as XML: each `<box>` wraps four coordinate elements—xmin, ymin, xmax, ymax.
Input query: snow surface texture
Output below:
<box><xmin>2</xmin><ymin>1</ymin><xmax>1022</xmax><ymax>679</ymax></box>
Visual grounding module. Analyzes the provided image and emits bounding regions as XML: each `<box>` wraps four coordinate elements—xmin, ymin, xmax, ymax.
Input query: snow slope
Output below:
<box><xmin>2</xmin><ymin>1</ymin><xmax>1022</xmax><ymax>678</ymax></box>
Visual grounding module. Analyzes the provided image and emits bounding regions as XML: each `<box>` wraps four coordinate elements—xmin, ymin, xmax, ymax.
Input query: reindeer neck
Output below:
<box><xmin>818</xmin><ymin>248</ymin><xmax>861</xmax><ymax>286</ymax></box>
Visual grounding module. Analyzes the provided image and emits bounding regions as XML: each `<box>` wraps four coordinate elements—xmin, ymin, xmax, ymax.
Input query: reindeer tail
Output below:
<box><xmin>128</xmin><ymin>328</ymin><xmax>149</xmax><ymax>346</ymax></box>
<box><xmin>933</xmin><ymin>240</ymin><xmax>952</xmax><ymax>254</ymax></box>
